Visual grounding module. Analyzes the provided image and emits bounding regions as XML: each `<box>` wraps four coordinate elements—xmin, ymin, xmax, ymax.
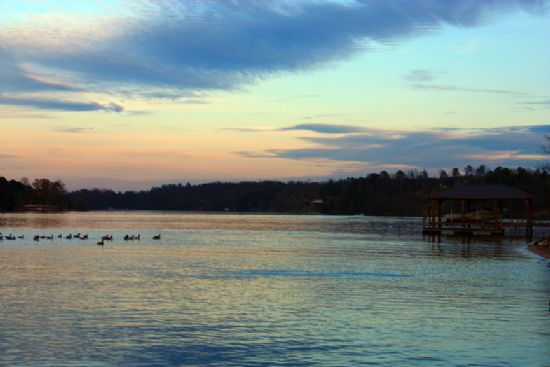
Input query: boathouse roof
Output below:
<box><xmin>433</xmin><ymin>184</ymin><xmax>535</xmax><ymax>200</ymax></box>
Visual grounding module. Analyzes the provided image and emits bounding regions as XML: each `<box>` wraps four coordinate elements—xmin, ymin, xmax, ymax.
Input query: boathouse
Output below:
<box><xmin>17</xmin><ymin>204</ymin><xmax>62</xmax><ymax>213</ymax></box>
<box><xmin>423</xmin><ymin>184</ymin><xmax>535</xmax><ymax>237</ymax></box>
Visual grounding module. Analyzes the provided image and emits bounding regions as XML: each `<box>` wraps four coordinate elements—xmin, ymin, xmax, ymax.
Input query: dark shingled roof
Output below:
<box><xmin>433</xmin><ymin>184</ymin><xmax>535</xmax><ymax>200</ymax></box>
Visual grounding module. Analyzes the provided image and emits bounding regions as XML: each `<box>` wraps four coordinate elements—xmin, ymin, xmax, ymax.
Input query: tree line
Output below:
<box><xmin>1</xmin><ymin>165</ymin><xmax>550</xmax><ymax>217</ymax></box>
<box><xmin>0</xmin><ymin>177</ymin><xmax>68</xmax><ymax>212</ymax></box>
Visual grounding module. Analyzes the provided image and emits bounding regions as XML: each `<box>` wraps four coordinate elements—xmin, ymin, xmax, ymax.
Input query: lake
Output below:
<box><xmin>0</xmin><ymin>212</ymin><xmax>549</xmax><ymax>366</ymax></box>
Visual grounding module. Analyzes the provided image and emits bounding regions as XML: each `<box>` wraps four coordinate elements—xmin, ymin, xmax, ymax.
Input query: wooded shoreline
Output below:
<box><xmin>2</xmin><ymin>165</ymin><xmax>550</xmax><ymax>218</ymax></box>
<box><xmin>529</xmin><ymin>238</ymin><xmax>550</xmax><ymax>259</ymax></box>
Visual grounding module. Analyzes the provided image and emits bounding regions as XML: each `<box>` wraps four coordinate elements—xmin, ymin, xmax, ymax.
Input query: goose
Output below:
<box><xmin>46</xmin><ymin>235</ymin><xmax>53</xmax><ymax>240</ymax></box>
<box><xmin>81</xmin><ymin>234</ymin><xmax>88</xmax><ymax>240</ymax></box>
<box><xmin>97</xmin><ymin>240</ymin><xmax>104</xmax><ymax>246</ymax></box>
<box><xmin>57</xmin><ymin>234</ymin><xmax>62</xmax><ymax>238</ymax></box>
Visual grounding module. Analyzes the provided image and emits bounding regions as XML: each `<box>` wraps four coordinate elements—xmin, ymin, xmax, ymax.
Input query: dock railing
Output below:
<box><xmin>422</xmin><ymin>208</ymin><xmax>534</xmax><ymax>237</ymax></box>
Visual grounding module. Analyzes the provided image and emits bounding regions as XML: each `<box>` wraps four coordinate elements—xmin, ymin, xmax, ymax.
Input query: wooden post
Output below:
<box><xmin>422</xmin><ymin>212</ymin><xmax>426</xmax><ymax>230</ymax></box>
<box><xmin>461</xmin><ymin>199</ymin><xmax>466</xmax><ymax>228</ymax></box>
<box><xmin>467</xmin><ymin>200</ymin><xmax>471</xmax><ymax>229</ymax></box>
<box><xmin>493</xmin><ymin>200</ymin><xmax>501</xmax><ymax>231</ymax></box>
<box><xmin>437</xmin><ymin>199</ymin><xmax>442</xmax><ymax>229</ymax></box>
<box><xmin>525</xmin><ymin>199</ymin><xmax>534</xmax><ymax>238</ymax></box>
<box><xmin>431</xmin><ymin>199</ymin><xmax>437</xmax><ymax>228</ymax></box>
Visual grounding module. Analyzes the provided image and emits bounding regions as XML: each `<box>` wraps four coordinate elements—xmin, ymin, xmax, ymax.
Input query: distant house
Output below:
<box><xmin>17</xmin><ymin>204</ymin><xmax>62</xmax><ymax>213</ymax></box>
<box><xmin>423</xmin><ymin>184</ymin><xmax>535</xmax><ymax>237</ymax></box>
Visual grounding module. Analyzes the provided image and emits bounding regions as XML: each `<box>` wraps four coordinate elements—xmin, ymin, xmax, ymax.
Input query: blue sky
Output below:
<box><xmin>0</xmin><ymin>0</ymin><xmax>549</xmax><ymax>190</ymax></box>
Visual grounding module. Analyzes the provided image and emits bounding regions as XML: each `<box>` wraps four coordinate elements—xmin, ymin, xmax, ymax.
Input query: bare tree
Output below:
<box><xmin>32</xmin><ymin>178</ymin><xmax>67</xmax><ymax>206</ymax></box>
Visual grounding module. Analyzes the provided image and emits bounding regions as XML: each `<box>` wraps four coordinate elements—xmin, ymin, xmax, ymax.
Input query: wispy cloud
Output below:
<box><xmin>0</xmin><ymin>153</ymin><xmax>18</xmax><ymax>159</ymax></box>
<box><xmin>404</xmin><ymin>69</ymin><xmax>526</xmax><ymax>95</ymax></box>
<box><xmin>465</xmin><ymin>151</ymin><xmax>547</xmax><ymax>160</ymax></box>
<box><xmin>404</xmin><ymin>69</ymin><xmax>439</xmax><ymax>83</ymax></box>
<box><xmin>239</xmin><ymin>124</ymin><xmax>550</xmax><ymax>169</ymax></box>
<box><xmin>53</xmin><ymin>126</ymin><xmax>94</xmax><ymax>133</ymax></box>
<box><xmin>220</xmin><ymin>127</ymin><xmax>267</xmax><ymax>133</ymax></box>
<box><xmin>281</xmin><ymin>123</ymin><xmax>365</xmax><ymax>134</ymax></box>
<box><xmin>180</xmin><ymin>99</ymin><xmax>209</xmax><ymax>105</ymax></box>
<box><xmin>302</xmin><ymin>113</ymin><xmax>346</xmax><ymax>120</ymax></box>
<box><xmin>0</xmin><ymin>95</ymin><xmax>123</xmax><ymax>112</ymax></box>
<box><xmin>236</xmin><ymin>150</ymin><xmax>276</xmax><ymax>158</ymax></box>
<box><xmin>0</xmin><ymin>0</ymin><xmax>546</xmax><ymax>109</ymax></box>
<box><xmin>269</xmin><ymin>94</ymin><xmax>322</xmax><ymax>103</ymax></box>
<box><xmin>0</xmin><ymin>48</ymin><xmax>76</xmax><ymax>93</ymax></box>
<box><xmin>519</xmin><ymin>99</ymin><xmax>550</xmax><ymax>106</ymax></box>
<box><xmin>410</xmin><ymin>83</ymin><xmax>526</xmax><ymax>95</ymax></box>
<box><xmin>0</xmin><ymin>111</ymin><xmax>53</xmax><ymax>119</ymax></box>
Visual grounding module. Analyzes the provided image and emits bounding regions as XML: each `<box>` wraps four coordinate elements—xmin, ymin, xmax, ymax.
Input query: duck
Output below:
<box><xmin>33</xmin><ymin>235</ymin><xmax>40</xmax><ymax>241</ymax></box>
<box><xmin>17</xmin><ymin>235</ymin><xmax>24</xmax><ymax>239</ymax></box>
<box><xmin>152</xmin><ymin>234</ymin><xmax>161</xmax><ymax>240</ymax></box>
<box><xmin>65</xmin><ymin>234</ymin><xmax>72</xmax><ymax>239</ymax></box>
<box><xmin>97</xmin><ymin>240</ymin><xmax>104</xmax><ymax>246</ymax></box>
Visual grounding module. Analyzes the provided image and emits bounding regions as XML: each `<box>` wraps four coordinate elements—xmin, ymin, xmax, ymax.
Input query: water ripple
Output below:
<box><xmin>0</xmin><ymin>213</ymin><xmax>549</xmax><ymax>366</ymax></box>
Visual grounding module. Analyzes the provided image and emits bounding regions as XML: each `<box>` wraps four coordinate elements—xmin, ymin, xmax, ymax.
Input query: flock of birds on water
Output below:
<box><xmin>0</xmin><ymin>232</ymin><xmax>161</xmax><ymax>246</ymax></box>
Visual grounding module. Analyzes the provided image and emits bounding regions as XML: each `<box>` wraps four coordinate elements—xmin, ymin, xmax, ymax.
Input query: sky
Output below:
<box><xmin>1</xmin><ymin>0</ymin><xmax>549</xmax><ymax>191</ymax></box>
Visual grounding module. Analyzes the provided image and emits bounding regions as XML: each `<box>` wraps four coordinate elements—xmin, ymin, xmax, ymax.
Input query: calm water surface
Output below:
<box><xmin>0</xmin><ymin>212</ymin><xmax>549</xmax><ymax>366</ymax></box>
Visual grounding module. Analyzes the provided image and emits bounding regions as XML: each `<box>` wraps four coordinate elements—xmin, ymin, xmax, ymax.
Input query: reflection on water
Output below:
<box><xmin>0</xmin><ymin>212</ymin><xmax>549</xmax><ymax>366</ymax></box>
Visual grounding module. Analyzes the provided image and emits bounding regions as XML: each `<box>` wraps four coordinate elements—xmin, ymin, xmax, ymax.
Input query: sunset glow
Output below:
<box><xmin>1</xmin><ymin>1</ymin><xmax>549</xmax><ymax>190</ymax></box>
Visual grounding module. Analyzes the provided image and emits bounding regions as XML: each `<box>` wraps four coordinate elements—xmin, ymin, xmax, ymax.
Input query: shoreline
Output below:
<box><xmin>528</xmin><ymin>237</ymin><xmax>550</xmax><ymax>259</ymax></box>
<box><xmin>1</xmin><ymin>210</ymin><xmax>420</xmax><ymax>218</ymax></box>
<box><xmin>528</xmin><ymin>244</ymin><xmax>550</xmax><ymax>260</ymax></box>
